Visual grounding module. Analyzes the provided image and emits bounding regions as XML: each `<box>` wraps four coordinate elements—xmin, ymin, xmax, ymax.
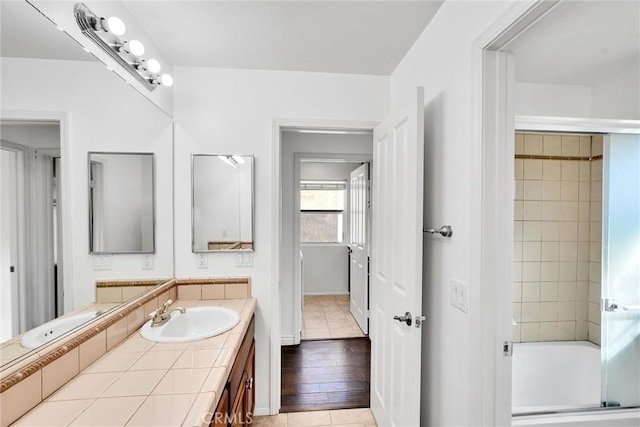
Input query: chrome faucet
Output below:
<box><xmin>149</xmin><ymin>299</ymin><xmax>186</xmax><ymax>327</ymax></box>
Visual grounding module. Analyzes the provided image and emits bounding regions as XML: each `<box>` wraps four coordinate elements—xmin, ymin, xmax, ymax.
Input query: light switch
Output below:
<box><xmin>450</xmin><ymin>278</ymin><xmax>469</xmax><ymax>314</ymax></box>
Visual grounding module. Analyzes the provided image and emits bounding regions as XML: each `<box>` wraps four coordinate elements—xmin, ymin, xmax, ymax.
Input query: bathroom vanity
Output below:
<box><xmin>214</xmin><ymin>316</ymin><xmax>255</xmax><ymax>426</ymax></box>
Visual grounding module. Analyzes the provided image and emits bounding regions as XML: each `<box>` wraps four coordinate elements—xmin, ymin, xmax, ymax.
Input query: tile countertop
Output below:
<box><xmin>12</xmin><ymin>298</ymin><xmax>256</xmax><ymax>427</ymax></box>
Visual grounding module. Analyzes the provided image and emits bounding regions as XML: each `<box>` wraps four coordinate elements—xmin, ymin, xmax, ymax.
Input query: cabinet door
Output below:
<box><xmin>232</xmin><ymin>371</ymin><xmax>248</xmax><ymax>427</ymax></box>
<box><xmin>245</xmin><ymin>341</ymin><xmax>255</xmax><ymax>422</ymax></box>
<box><xmin>212</xmin><ymin>387</ymin><xmax>229</xmax><ymax>427</ymax></box>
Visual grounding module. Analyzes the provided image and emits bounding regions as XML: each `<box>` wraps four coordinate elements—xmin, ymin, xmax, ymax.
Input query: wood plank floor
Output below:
<box><xmin>281</xmin><ymin>337</ymin><xmax>371</xmax><ymax>413</ymax></box>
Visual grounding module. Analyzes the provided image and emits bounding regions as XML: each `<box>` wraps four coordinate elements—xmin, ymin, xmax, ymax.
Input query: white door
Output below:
<box><xmin>370</xmin><ymin>87</ymin><xmax>424</xmax><ymax>426</ymax></box>
<box><xmin>349</xmin><ymin>163</ymin><xmax>369</xmax><ymax>334</ymax></box>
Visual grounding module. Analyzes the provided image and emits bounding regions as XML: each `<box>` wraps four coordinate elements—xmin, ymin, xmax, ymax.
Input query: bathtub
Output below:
<box><xmin>512</xmin><ymin>341</ymin><xmax>601</xmax><ymax>414</ymax></box>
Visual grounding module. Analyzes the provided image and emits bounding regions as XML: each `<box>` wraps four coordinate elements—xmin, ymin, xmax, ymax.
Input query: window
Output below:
<box><xmin>300</xmin><ymin>181</ymin><xmax>345</xmax><ymax>243</ymax></box>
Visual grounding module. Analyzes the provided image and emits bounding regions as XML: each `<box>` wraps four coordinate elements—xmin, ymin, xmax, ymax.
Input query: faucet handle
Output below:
<box><xmin>162</xmin><ymin>299</ymin><xmax>173</xmax><ymax>310</ymax></box>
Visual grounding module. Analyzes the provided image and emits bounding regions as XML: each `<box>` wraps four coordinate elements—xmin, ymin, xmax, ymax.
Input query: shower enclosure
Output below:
<box><xmin>512</xmin><ymin>131</ymin><xmax>640</xmax><ymax>415</ymax></box>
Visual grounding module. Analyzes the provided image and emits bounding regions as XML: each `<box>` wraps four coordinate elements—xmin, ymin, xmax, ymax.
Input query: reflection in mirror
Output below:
<box><xmin>192</xmin><ymin>155</ymin><xmax>254</xmax><ymax>252</ymax></box>
<box><xmin>89</xmin><ymin>153</ymin><xmax>155</xmax><ymax>254</ymax></box>
<box><xmin>0</xmin><ymin>1</ymin><xmax>173</xmax><ymax>370</ymax></box>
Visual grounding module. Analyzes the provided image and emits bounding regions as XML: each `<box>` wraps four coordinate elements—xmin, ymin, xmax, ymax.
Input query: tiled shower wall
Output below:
<box><xmin>513</xmin><ymin>132</ymin><xmax>602</xmax><ymax>344</ymax></box>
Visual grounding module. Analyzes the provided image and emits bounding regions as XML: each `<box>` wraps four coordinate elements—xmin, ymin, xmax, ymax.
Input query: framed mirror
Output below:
<box><xmin>192</xmin><ymin>154</ymin><xmax>254</xmax><ymax>252</ymax></box>
<box><xmin>89</xmin><ymin>152</ymin><xmax>155</xmax><ymax>254</ymax></box>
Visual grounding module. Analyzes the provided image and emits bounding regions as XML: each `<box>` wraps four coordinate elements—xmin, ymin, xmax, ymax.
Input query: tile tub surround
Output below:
<box><xmin>513</xmin><ymin>132</ymin><xmax>602</xmax><ymax>344</ymax></box>
<box><xmin>10</xmin><ymin>298</ymin><xmax>256</xmax><ymax>427</ymax></box>
<box><xmin>0</xmin><ymin>276</ymin><xmax>252</xmax><ymax>426</ymax></box>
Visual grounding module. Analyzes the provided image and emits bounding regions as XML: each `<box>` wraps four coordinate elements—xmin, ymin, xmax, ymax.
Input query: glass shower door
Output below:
<box><xmin>601</xmin><ymin>133</ymin><xmax>640</xmax><ymax>408</ymax></box>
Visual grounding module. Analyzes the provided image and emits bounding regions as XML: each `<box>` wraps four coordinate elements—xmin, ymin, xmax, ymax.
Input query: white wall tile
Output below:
<box><xmin>561</xmin><ymin>181</ymin><xmax>579</xmax><ymax>201</ymax></box>
<box><xmin>514</xmin><ymin>201</ymin><xmax>524</xmax><ymax>221</ymax></box>
<box><xmin>578</xmin><ymin>182</ymin><xmax>591</xmax><ymax>201</ymax></box>
<box><xmin>576</xmin><ymin>320</ymin><xmax>589</xmax><ymax>340</ymax></box>
<box><xmin>541</xmin><ymin>242</ymin><xmax>559</xmax><ymax>261</ymax></box>
<box><xmin>524</xmin><ymin>180</ymin><xmax>543</xmax><ymax>200</ymax></box>
<box><xmin>543</xmin><ymin>135</ymin><xmax>562</xmax><ymax>156</ymax></box>
<box><xmin>521</xmin><ymin>323</ymin><xmax>540</xmax><ymax>342</ymax></box>
<box><xmin>542</xmin><ymin>201</ymin><xmax>561</xmax><ymax>221</ymax></box>
<box><xmin>560</xmin><ymin>202</ymin><xmax>579</xmax><ymax>221</ymax></box>
<box><xmin>522</xmin><ymin>222</ymin><xmax>541</xmax><ymax>241</ymax></box>
<box><xmin>589</xmin><ymin>242</ymin><xmax>600</xmax><ymax>262</ymax></box>
<box><xmin>513</xmin><ymin>283</ymin><xmax>522</xmax><ymax>302</ymax></box>
<box><xmin>591</xmin><ymin>159</ymin><xmax>603</xmax><ymax>179</ymax></box>
<box><xmin>522</xmin><ymin>262</ymin><xmax>541</xmax><ymax>282</ymax></box>
<box><xmin>557</xmin><ymin>301</ymin><xmax>576</xmax><ymax>321</ymax></box>
<box><xmin>522</xmin><ymin>242</ymin><xmax>541</xmax><ymax>261</ymax></box>
<box><xmin>589</xmin><ymin>322</ymin><xmax>601</xmax><ymax>345</ymax></box>
<box><xmin>542</xmin><ymin>160</ymin><xmax>561</xmax><ymax>181</ymax></box>
<box><xmin>515</xmin><ymin>180</ymin><xmax>524</xmax><ymax>200</ymax></box>
<box><xmin>576</xmin><ymin>299</ymin><xmax>588</xmax><ymax>318</ymax></box>
<box><xmin>514</xmin><ymin>221</ymin><xmax>523</xmax><ymax>242</ymax></box>
<box><xmin>588</xmin><ymin>282</ymin><xmax>601</xmax><ymax>304</ymax></box>
<box><xmin>524</xmin><ymin>159</ymin><xmax>543</xmax><ymax>180</ymax></box>
<box><xmin>579</xmin><ymin>202</ymin><xmax>591</xmax><ymax>221</ymax></box>
<box><xmin>561</xmin><ymin>161</ymin><xmax>580</xmax><ymax>181</ymax></box>
<box><xmin>577</xmin><ymin>261</ymin><xmax>590</xmax><ymax>281</ymax></box>
<box><xmin>543</xmin><ymin>181</ymin><xmax>561</xmax><ymax>201</ymax></box>
<box><xmin>577</xmin><ymin>282</ymin><xmax>589</xmax><ymax>301</ymax></box>
<box><xmin>592</xmin><ymin>136</ymin><xmax>603</xmax><ymax>156</ymax></box>
<box><xmin>558</xmin><ymin>261</ymin><xmax>577</xmax><ymax>281</ymax></box>
<box><xmin>540</xmin><ymin>302</ymin><xmax>558</xmax><ymax>321</ymax></box>
<box><xmin>561</xmin><ymin>136</ymin><xmax>580</xmax><ymax>156</ymax></box>
<box><xmin>539</xmin><ymin>322</ymin><xmax>558</xmax><ymax>341</ymax></box>
<box><xmin>524</xmin><ymin>134</ymin><xmax>543</xmax><ymax>155</ymax></box>
<box><xmin>522</xmin><ymin>302</ymin><xmax>541</xmax><ymax>322</ymax></box>
<box><xmin>541</xmin><ymin>222</ymin><xmax>560</xmax><ymax>241</ymax></box>
<box><xmin>588</xmin><ymin>302</ymin><xmax>600</xmax><ymax>323</ymax></box>
<box><xmin>579</xmin><ymin>161</ymin><xmax>591</xmax><ymax>181</ymax></box>
<box><xmin>577</xmin><ymin>242</ymin><xmax>590</xmax><ymax>261</ymax></box>
<box><xmin>559</xmin><ymin>242</ymin><xmax>578</xmax><ymax>261</ymax></box>
<box><xmin>522</xmin><ymin>282</ymin><xmax>541</xmax><ymax>302</ymax></box>
<box><xmin>540</xmin><ymin>262</ymin><xmax>559</xmax><ymax>282</ymax></box>
<box><xmin>513</xmin><ymin>302</ymin><xmax>522</xmax><ymax>322</ymax></box>
<box><xmin>524</xmin><ymin>201</ymin><xmax>542</xmax><ymax>221</ymax></box>
<box><xmin>558</xmin><ymin>321</ymin><xmax>577</xmax><ymax>340</ymax></box>
<box><xmin>579</xmin><ymin>136</ymin><xmax>591</xmax><ymax>157</ymax></box>
<box><xmin>590</xmin><ymin>202</ymin><xmax>602</xmax><ymax>222</ymax></box>
<box><xmin>590</xmin><ymin>221</ymin><xmax>602</xmax><ymax>242</ymax></box>
<box><xmin>590</xmin><ymin>180</ymin><xmax>602</xmax><ymax>201</ymax></box>
<box><xmin>515</xmin><ymin>133</ymin><xmax>525</xmax><ymax>155</ymax></box>
<box><xmin>515</xmin><ymin>159</ymin><xmax>524</xmax><ymax>179</ymax></box>
<box><xmin>559</xmin><ymin>222</ymin><xmax>578</xmax><ymax>241</ymax></box>
<box><xmin>558</xmin><ymin>282</ymin><xmax>577</xmax><ymax>302</ymax></box>
<box><xmin>513</xmin><ymin>242</ymin><xmax>523</xmax><ymax>262</ymax></box>
<box><xmin>540</xmin><ymin>282</ymin><xmax>559</xmax><ymax>301</ymax></box>
<box><xmin>513</xmin><ymin>262</ymin><xmax>522</xmax><ymax>281</ymax></box>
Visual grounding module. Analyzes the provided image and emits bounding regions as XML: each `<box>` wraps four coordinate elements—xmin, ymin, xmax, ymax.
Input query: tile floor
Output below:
<box><xmin>253</xmin><ymin>408</ymin><xmax>377</xmax><ymax>426</ymax></box>
<box><xmin>302</xmin><ymin>295</ymin><xmax>366</xmax><ymax>340</ymax></box>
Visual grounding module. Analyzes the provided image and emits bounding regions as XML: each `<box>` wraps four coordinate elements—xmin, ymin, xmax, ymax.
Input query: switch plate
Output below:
<box><xmin>236</xmin><ymin>252</ymin><xmax>253</xmax><ymax>267</ymax></box>
<box><xmin>142</xmin><ymin>254</ymin><xmax>154</xmax><ymax>270</ymax></box>
<box><xmin>450</xmin><ymin>278</ymin><xmax>469</xmax><ymax>313</ymax></box>
<box><xmin>196</xmin><ymin>253</ymin><xmax>208</xmax><ymax>269</ymax></box>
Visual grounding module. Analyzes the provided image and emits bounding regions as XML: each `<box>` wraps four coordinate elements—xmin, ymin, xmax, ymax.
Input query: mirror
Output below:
<box><xmin>0</xmin><ymin>1</ymin><xmax>173</xmax><ymax>369</ymax></box>
<box><xmin>192</xmin><ymin>154</ymin><xmax>254</xmax><ymax>252</ymax></box>
<box><xmin>89</xmin><ymin>152</ymin><xmax>155</xmax><ymax>254</ymax></box>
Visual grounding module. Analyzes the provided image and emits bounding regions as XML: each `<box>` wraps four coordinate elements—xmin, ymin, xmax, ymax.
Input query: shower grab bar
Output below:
<box><xmin>622</xmin><ymin>305</ymin><xmax>640</xmax><ymax>312</ymax></box>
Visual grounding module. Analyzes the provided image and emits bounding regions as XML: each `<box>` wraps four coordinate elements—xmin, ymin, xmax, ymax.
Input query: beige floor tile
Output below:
<box><xmin>125</xmin><ymin>393</ymin><xmax>197</xmax><ymax>426</ymax></box>
<box><xmin>302</xmin><ymin>328</ymin><xmax>331</xmax><ymax>339</ymax></box>
<box><xmin>68</xmin><ymin>396</ymin><xmax>145</xmax><ymax>426</ymax></box>
<box><xmin>151</xmin><ymin>367</ymin><xmax>209</xmax><ymax>394</ymax></box>
<box><xmin>101</xmin><ymin>369</ymin><xmax>166</xmax><ymax>397</ymax></box>
<box><xmin>48</xmin><ymin>372</ymin><xmax>122</xmax><ymax>401</ymax></box>
<box><xmin>330</xmin><ymin>408</ymin><xmax>376</xmax><ymax>424</ymax></box>
<box><xmin>13</xmin><ymin>399</ymin><xmax>93</xmax><ymax>426</ymax></box>
<box><xmin>252</xmin><ymin>413</ymin><xmax>288</xmax><ymax>426</ymax></box>
<box><xmin>287</xmin><ymin>410</ymin><xmax>332</xmax><ymax>426</ymax></box>
<box><xmin>302</xmin><ymin>295</ymin><xmax>365</xmax><ymax>340</ymax></box>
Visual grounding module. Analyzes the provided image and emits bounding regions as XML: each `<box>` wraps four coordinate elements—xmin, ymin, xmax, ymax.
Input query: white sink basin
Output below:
<box><xmin>21</xmin><ymin>311</ymin><xmax>101</xmax><ymax>349</ymax></box>
<box><xmin>140</xmin><ymin>306</ymin><xmax>240</xmax><ymax>343</ymax></box>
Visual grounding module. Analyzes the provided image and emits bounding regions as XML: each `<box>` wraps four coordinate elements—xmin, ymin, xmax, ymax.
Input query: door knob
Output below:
<box><xmin>393</xmin><ymin>312</ymin><xmax>412</xmax><ymax>326</ymax></box>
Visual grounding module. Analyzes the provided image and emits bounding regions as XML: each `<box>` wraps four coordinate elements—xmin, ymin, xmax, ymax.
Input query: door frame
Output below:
<box><xmin>0</xmin><ymin>111</ymin><xmax>72</xmax><ymax>316</ymax></box>
<box><xmin>474</xmin><ymin>1</ymin><xmax>640</xmax><ymax>424</ymax></box>
<box><xmin>271</xmin><ymin>118</ymin><xmax>377</xmax><ymax>414</ymax></box>
<box><xmin>293</xmin><ymin>153</ymin><xmax>372</xmax><ymax>345</ymax></box>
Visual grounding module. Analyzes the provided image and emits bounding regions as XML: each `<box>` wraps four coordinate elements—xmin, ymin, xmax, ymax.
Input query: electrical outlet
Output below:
<box><xmin>142</xmin><ymin>254</ymin><xmax>154</xmax><ymax>270</ymax></box>
<box><xmin>93</xmin><ymin>254</ymin><xmax>112</xmax><ymax>271</ymax></box>
<box><xmin>196</xmin><ymin>253</ymin><xmax>208</xmax><ymax>269</ymax></box>
<box><xmin>236</xmin><ymin>252</ymin><xmax>253</xmax><ymax>267</ymax></box>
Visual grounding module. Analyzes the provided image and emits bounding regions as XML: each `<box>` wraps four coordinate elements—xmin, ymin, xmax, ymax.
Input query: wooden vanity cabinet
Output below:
<box><xmin>212</xmin><ymin>316</ymin><xmax>255</xmax><ymax>426</ymax></box>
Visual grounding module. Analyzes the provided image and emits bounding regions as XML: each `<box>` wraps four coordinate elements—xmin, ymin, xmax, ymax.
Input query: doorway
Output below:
<box><xmin>279</xmin><ymin>128</ymin><xmax>373</xmax><ymax>413</ymax></box>
<box><xmin>0</xmin><ymin>120</ymin><xmax>63</xmax><ymax>341</ymax></box>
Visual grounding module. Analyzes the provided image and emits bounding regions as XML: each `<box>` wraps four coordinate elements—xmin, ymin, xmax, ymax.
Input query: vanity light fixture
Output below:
<box><xmin>74</xmin><ymin>3</ymin><xmax>173</xmax><ymax>91</ymax></box>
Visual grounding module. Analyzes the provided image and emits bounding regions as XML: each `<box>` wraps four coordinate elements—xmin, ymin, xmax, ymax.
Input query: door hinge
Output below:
<box><xmin>503</xmin><ymin>340</ymin><xmax>513</xmax><ymax>356</ymax></box>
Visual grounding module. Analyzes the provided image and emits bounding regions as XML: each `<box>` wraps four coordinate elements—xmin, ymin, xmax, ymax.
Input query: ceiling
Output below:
<box><xmin>122</xmin><ymin>1</ymin><xmax>443</xmax><ymax>75</ymax></box>
<box><xmin>510</xmin><ymin>0</ymin><xmax>640</xmax><ymax>86</ymax></box>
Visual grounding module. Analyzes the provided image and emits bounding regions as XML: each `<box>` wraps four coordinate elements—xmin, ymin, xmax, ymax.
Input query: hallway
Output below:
<box><xmin>302</xmin><ymin>295</ymin><xmax>365</xmax><ymax>340</ymax></box>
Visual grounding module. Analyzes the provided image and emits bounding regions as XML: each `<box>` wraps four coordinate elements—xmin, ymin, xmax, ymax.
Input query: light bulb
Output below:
<box><xmin>106</xmin><ymin>16</ymin><xmax>126</xmax><ymax>36</ymax></box>
<box><xmin>160</xmin><ymin>74</ymin><xmax>173</xmax><ymax>87</ymax></box>
<box><xmin>128</xmin><ymin>40</ymin><xmax>145</xmax><ymax>56</ymax></box>
<box><xmin>147</xmin><ymin>59</ymin><xmax>161</xmax><ymax>73</ymax></box>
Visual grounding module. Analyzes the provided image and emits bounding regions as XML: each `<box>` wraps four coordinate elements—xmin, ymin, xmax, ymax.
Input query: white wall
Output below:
<box><xmin>515</xmin><ymin>83</ymin><xmax>593</xmax><ymax>118</ymax></box>
<box><xmin>0</xmin><ymin>124</ymin><xmax>60</xmax><ymax>149</ymax></box>
<box><xmin>591</xmin><ymin>64</ymin><xmax>640</xmax><ymax>120</ymax></box>
<box><xmin>1</xmin><ymin>57</ymin><xmax>174</xmax><ymax>311</ymax></box>
<box><xmin>389</xmin><ymin>1</ymin><xmax>517</xmax><ymax>425</ymax></box>
<box><xmin>172</xmin><ymin>68</ymin><xmax>386</xmax><ymax>414</ymax></box>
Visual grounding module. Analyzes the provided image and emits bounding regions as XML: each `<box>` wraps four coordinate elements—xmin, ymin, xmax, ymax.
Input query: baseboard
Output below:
<box><xmin>304</xmin><ymin>291</ymin><xmax>350</xmax><ymax>296</ymax></box>
<box><xmin>253</xmin><ymin>407</ymin><xmax>271</xmax><ymax>417</ymax></box>
<box><xmin>281</xmin><ymin>335</ymin><xmax>295</xmax><ymax>346</ymax></box>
